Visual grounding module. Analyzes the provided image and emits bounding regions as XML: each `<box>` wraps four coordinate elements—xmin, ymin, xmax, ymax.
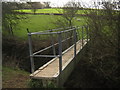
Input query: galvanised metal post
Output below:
<box><xmin>28</xmin><ymin>33</ymin><xmax>35</xmax><ymax>73</ymax></box>
<box><xmin>50</xmin><ymin>30</ymin><xmax>56</xmax><ymax>55</ymax></box>
<box><xmin>82</xmin><ymin>26</ymin><xmax>84</xmax><ymax>47</ymax></box>
<box><xmin>76</xmin><ymin>26</ymin><xmax>80</xmax><ymax>40</ymax></box>
<box><xmin>73</xmin><ymin>28</ymin><xmax>77</xmax><ymax>57</ymax></box>
<box><xmin>58</xmin><ymin>32</ymin><xmax>62</xmax><ymax>87</ymax></box>
<box><xmin>86</xmin><ymin>25</ymin><xmax>89</xmax><ymax>43</ymax></box>
<box><xmin>58</xmin><ymin>32</ymin><xmax>62</xmax><ymax>74</ymax></box>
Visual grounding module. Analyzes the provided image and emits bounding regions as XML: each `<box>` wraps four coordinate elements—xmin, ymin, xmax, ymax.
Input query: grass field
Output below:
<box><xmin>17</xmin><ymin>8</ymin><xmax>62</xmax><ymax>14</ymax></box>
<box><xmin>14</xmin><ymin>14</ymin><xmax>86</xmax><ymax>38</ymax></box>
<box><xmin>14</xmin><ymin>15</ymin><xmax>58</xmax><ymax>38</ymax></box>
<box><xmin>16</xmin><ymin>8</ymin><xmax>88</xmax><ymax>14</ymax></box>
<box><xmin>7</xmin><ymin>8</ymin><xmax>88</xmax><ymax>38</ymax></box>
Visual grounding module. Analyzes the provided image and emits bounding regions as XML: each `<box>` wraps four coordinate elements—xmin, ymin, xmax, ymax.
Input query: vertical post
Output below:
<box><xmin>82</xmin><ymin>26</ymin><xmax>84</xmax><ymax>47</ymax></box>
<box><xmin>76</xmin><ymin>26</ymin><xmax>80</xmax><ymax>41</ymax></box>
<box><xmin>58</xmin><ymin>32</ymin><xmax>62</xmax><ymax>87</ymax></box>
<box><xmin>64</xmin><ymin>29</ymin><xmax>67</xmax><ymax>49</ymax></box>
<box><xmin>50</xmin><ymin>30</ymin><xmax>56</xmax><ymax>55</ymax></box>
<box><xmin>58</xmin><ymin>32</ymin><xmax>62</xmax><ymax>74</ymax></box>
<box><xmin>86</xmin><ymin>25</ymin><xmax>89</xmax><ymax>43</ymax></box>
<box><xmin>73</xmin><ymin>28</ymin><xmax>77</xmax><ymax>57</ymax></box>
<box><xmin>28</xmin><ymin>32</ymin><xmax>35</xmax><ymax>73</ymax></box>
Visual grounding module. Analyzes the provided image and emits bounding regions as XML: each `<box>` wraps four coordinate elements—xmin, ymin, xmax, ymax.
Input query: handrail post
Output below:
<box><xmin>82</xmin><ymin>26</ymin><xmax>84</xmax><ymax>47</ymax></box>
<box><xmin>58</xmin><ymin>32</ymin><xmax>62</xmax><ymax>74</ymax></box>
<box><xmin>49</xmin><ymin>30</ymin><xmax>56</xmax><ymax>55</ymax></box>
<box><xmin>85</xmin><ymin>25</ymin><xmax>89</xmax><ymax>43</ymax></box>
<box><xmin>76</xmin><ymin>26</ymin><xmax>80</xmax><ymax>41</ymax></box>
<box><xmin>58</xmin><ymin>32</ymin><xmax>62</xmax><ymax>87</ymax></box>
<box><xmin>86</xmin><ymin>26</ymin><xmax>89</xmax><ymax>43</ymax></box>
<box><xmin>28</xmin><ymin>32</ymin><xmax>35</xmax><ymax>73</ymax></box>
<box><xmin>73</xmin><ymin>28</ymin><xmax>77</xmax><ymax>57</ymax></box>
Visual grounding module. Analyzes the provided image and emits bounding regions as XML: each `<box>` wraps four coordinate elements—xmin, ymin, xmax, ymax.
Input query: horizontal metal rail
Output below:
<box><xmin>32</xmin><ymin>55</ymin><xmax>59</xmax><ymax>58</ymax></box>
<box><xmin>28</xmin><ymin>26</ymin><xmax>74</xmax><ymax>34</ymax></box>
<box><xmin>29</xmin><ymin>28</ymin><xmax>76</xmax><ymax>35</ymax></box>
<box><xmin>33</xmin><ymin>38</ymin><xmax>81</xmax><ymax>58</ymax></box>
<box><xmin>33</xmin><ymin>44</ymin><xmax>57</xmax><ymax>55</ymax></box>
<box><xmin>33</xmin><ymin>35</ymin><xmax>74</xmax><ymax>55</ymax></box>
<box><xmin>29</xmin><ymin>32</ymin><xmax>58</xmax><ymax>35</ymax></box>
<box><xmin>28</xmin><ymin>25</ymin><xmax>89</xmax><ymax>75</ymax></box>
<box><xmin>32</xmin><ymin>40</ymin><xmax>80</xmax><ymax>58</ymax></box>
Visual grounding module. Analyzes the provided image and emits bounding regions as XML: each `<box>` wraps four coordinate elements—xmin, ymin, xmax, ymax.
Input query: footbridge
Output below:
<box><xmin>27</xmin><ymin>26</ymin><xmax>89</xmax><ymax>87</ymax></box>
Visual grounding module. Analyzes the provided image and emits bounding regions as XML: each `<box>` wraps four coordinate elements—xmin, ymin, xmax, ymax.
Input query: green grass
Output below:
<box><xmin>14</xmin><ymin>14</ymin><xmax>58</xmax><ymax>38</ymax></box>
<box><xmin>2</xmin><ymin>66</ymin><xmax>30</xmax><ymax>88</ymax></box>
<box><xmin>16</xmin><ymin>8</ymin><xmax>62</xmax><ymax>14</ymax></box>
<box><xmin>13</xmin><ymin>8</ymin><xmax>87</xmax><ymax>39</ymax></box>
<box><xmin>16</xmin><ymin>8</ymin><xmax>89</xmax><ymax>14</ymax></box>
<box><xmin>14</xmin><ymin>14</ymin><xmax>86</xmax><ymax>38</ymax></box>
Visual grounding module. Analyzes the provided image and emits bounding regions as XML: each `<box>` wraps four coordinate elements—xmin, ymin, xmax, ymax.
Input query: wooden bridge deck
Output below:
<box><xmin>30</xmin><ymin>40</ymin><xmax>87</xmax><ymax>80</ymax></box>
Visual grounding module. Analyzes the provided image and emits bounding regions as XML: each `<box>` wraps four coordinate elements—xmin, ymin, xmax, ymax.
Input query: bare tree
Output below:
<box><xmin>62</xmin><ymin>1</ymin><xmax>81</xmax><ymax>27</ymax></box>
<box><xmin>54</xmin><ymin>1</ymin><xmax>82</xmax><ymax>28</ymax></box>
<box><xmin>54</xmin><ymin>1</ymin><xmax>81</xmax><ymax>47</ymax></box>
<box><xmin>27</xmin><ymin>2</ymin><xmax>44</xmax><ymax>14</ymax></box>
<box><xmin>86</xmin><ymin>0</ymin><xmax>120</xmax><ymax>87</ymax></box>
<box><xmin>2</xmin><ymin>2</ymin><xmax>26</xmax><ymax>35</ymax></box>
<box><xmin>43</xmin><ymin>2</ymin><xmax>51</xmax><ymax>8</ymax></box>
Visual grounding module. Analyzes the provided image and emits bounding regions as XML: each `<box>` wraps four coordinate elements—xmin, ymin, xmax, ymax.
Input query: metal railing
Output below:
<box><xmin>27</xmin><ymin>26</ymin><xmax>89</xmax><ymax>74</ymax></box>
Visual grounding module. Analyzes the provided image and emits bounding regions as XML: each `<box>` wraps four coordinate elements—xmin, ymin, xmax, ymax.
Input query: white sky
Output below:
<box><xmin>31</xmin><ymin>0</ymin><xmax>118</xmax><ymax>8</ymax></box>
<box><xmin>2</xmin><ymin>0</ymin><xmax>99</xmax><ymax>7</ymax></box>
<box><xmin>33</xmin><ymin>0</ymin><xmax>94</xmax><ymax>7</ymax></box>
<box><xmin>2</xmin><ymin>0</ymin><xmax>117</xmax><ymax>7</ymax></box>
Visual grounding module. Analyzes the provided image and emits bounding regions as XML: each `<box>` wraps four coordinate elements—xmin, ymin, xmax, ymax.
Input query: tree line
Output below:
<box><xmin>2</xmin><ymin>1</ymin><xmax>52</xmax><ymax>35</ymax></box>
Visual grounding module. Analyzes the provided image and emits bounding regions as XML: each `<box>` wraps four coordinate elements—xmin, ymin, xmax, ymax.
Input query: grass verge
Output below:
<box><xmin>2</xmin><ymin>66</ymin><xmax>30</xmax><ymax>88</ymax></box>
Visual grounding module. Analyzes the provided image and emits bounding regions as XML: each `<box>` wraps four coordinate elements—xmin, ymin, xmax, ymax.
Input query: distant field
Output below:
<box><xmin>16</xmin><ymin>8</ymin><xmax>88</xmax><ymax>14</ymax></box>
<box><xmin>14</xmin><ymin>14</ymin><xmax>86</xmax><ymax>38</ymax></box>
<box><xmin>13</xmin><ymin>8</ymin><xmax>87</xmax><ymax>38</ymax></box>
<box><xmin>14</xmin><ymin>15</ymin><xmax>58</xmax><ymax>38</ymax></box>
<box><xmin>16</xmin><ymin>8</ymin><xmax>62</xmax><ymax>14</ymax></box>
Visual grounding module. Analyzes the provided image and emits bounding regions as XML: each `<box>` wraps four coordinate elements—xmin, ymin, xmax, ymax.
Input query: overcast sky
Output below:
<box><xmin>2</xmin><ymin>0</ymin><xmax>115</xmax><ymax>7</ymax></box>
<box><xmin>31</xmin><ymin>0</ymin><xmax>95</xmax><ymax>7</ymax></box>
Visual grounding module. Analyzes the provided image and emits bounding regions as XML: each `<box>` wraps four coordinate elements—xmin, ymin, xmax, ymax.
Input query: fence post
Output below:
<box><xmin>82</xmin><ymin>26</ymin><xmax>84</xmax><ymax>47</ymax></box>
<box><xmin>28</xmin><ymin>32</ymin><xmax>35</xmax><ymax>73</ymax></box>
<box><xmin>73</xmin><ymin>28</ymin><xmax>77</xmax><ymax>57</ymax></box>
<box><xmin>76</xmin><ymin>26</ymin><xmax>80</xmax><ymax>40</ymax></box>
<box><xmin>50</xmin><ymin>30</ymin><xmax>56</xmax><ymax>56</ymax></box>
<box><xmin>58</xmin><ymin>32</ymin><xmax>62</xmax><ymax>87</ymax></box>
<box><xmin>86</xmin><ymin>25</ymin><xmax>89</xmax><ymax>43</ymax></box>
<box><xmin>58</xmin><ymin>32</ymin><xmax>62</xmax><ymax>74</ymax></box>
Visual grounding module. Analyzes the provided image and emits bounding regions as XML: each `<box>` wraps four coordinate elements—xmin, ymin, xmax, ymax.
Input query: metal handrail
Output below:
<box><xmin>33</xmin><ymin>35</ymin><xmax>74</xmax><ymax>55</ymax></box>
<box><xmin>28</xmin><ymin>26</ymin><xmax>75</xmax><ymax>34</ymax></box>
<box><xmin>29</xmin><ymin>28</ymin><xmax>76</xmax><ymax>35</ymax></box>
<box><xmin>28</xmin><ymin>26</ymin><xmax>89</xmax><ymax>74</ymax></box>
<box><xmin>32</xmin><ymin>55</ymin><xmax>59</xmax><ymax>58</ymax></box>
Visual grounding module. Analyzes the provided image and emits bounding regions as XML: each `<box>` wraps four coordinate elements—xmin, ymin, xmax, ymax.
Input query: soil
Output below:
<box><xmin>2</xmin><ymin>67</ymin><xmax>30</xmax><ymax>88</ymax></box>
